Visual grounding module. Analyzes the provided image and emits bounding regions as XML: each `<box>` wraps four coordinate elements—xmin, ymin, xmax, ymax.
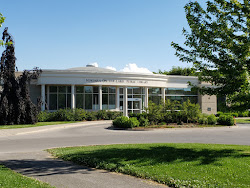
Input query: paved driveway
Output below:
<box><xmin>0</xmin><ymin>121</ymin><xmax>249</xmax><ymax>188</ymax></box>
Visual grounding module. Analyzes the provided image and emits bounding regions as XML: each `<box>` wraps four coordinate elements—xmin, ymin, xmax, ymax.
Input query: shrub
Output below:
<box><xmin>37</xmin><ymin>111</ymin><xmax>53</xmax><ymax>122</ymax></box>
<box><xmin>217</xmin><ymin>115</ymin><xmax>234</xmax><ymax>126</ymax></box>
<box><xmin>126</xmin><ymin>117</ymin><xmax>140</xmax><ymax>128</ymax></box>
<box><xmin>216</xmin><ymin>111</ymin><xmax>223</xmax><ymax>117</ymax></box>
<box><xmin>74</xmin><ymin>108</ymin><xmax>87</xmax><ymax>121</ymax></box>
<box><xmin>86</xmin><ymin>111</ymin><xmax>97</xmax><ymax>121</ymax></box>
<box><xmin>238</xmin><ymin>111</ymin><xmax>249</xmax><ymax>117</ymax></box>
<box><xmin>139</xmin><ymin>116</ymin><xmax>149</xmax><ymax>127</ymax></box>
<box><xmin>53</xmin><ymin>109</ymin><xmax>75</xmax><ymax>121</ymax></box>
<box><xmin>97</xmin><ymin>110</ymin><xmax>109</xmax><ymax>120</ymax></box>
<box><xmin>113</xmin><ymin>116</ymin><xmax>129</xmax><ymax>128</ymax></box>
<box><xmin>182</xmin><ymin>100</ymin><xmax>201</xmax><ymax>123</ymax></box>
<box><xmin>146</xmin><ymin>102</ymin><xmax>164</xmax><ymax>125</ymax></box>
<box><xmin>198</xmin><ymin>114</ymin><xmax>208</xmax><ymax>125</ymax></box>
<box><xmin>207</xmin><ymin>114</ymin><xmax>217</xmax><ymax>125</ymax></box>
<box><xmin>112</xmin><ymin>116</ymin><xmax>140</xmax><ymax>128</ymax></box>
<box><xmin>107</xmin><ymin>111</ymin><xmax>123</xmax><ymax>120</ymax></box>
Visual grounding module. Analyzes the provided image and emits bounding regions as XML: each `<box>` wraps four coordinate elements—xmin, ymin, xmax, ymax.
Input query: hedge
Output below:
<box><xmin>38</xmin><ymin>109</ymin><xmax>122</xmax><ymax>122</ymax></box>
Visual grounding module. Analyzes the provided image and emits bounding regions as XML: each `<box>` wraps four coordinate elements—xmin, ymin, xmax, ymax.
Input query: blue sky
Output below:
<box><xmin>0</xmin><ymin>0</ymin><xmax>203</xmax><ymax>72</ymax></box>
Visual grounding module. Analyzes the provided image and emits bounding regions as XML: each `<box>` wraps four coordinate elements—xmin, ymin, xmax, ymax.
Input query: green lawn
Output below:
<box><xmin>236</xmin><ymin>119</ymin><xmax>250</xmax><ymax>124</ymax></box>
<box><xmin>0</xmin><ymin>164</ymin><xmax>53</xmax><ymax>188</ymax></box>
<box><xmin>0</xmin><ymin>121</ymin><xmax>79</xmax><ymax>129</ymax></box>
<box><xmin>48</xmin><ymin>143</ymin><xmax>250</xmax><ymax>188</ymax></box>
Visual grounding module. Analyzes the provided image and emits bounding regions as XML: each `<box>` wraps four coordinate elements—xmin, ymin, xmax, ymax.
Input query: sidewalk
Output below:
<box><xmin>0</xmin><ymin>151</ymin><xmax>167</xmax><ymax>188</ymax></box>
<box><xmin>0</xmin><ymin>120</ymin><xmax>112</xmax><ymax>138</ymax></box>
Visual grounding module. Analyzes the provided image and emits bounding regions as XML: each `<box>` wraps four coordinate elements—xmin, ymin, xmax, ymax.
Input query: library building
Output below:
<box><xmin>27</xmin><ymin>64</ymin><xmax>217</xmax><ymax>116</ymax></box>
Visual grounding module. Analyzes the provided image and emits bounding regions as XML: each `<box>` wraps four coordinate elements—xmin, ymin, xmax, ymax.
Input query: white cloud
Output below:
<box><xmin>120</xmin><ymin>63</ymin><xmax>152</xmax><ymax>74</ymax></box>
<box><xmin>87</xmin><ymin>62</ymin><xmax>98</xmax><ymax>67</ymax></box>
<box><xmin>105</xmin><ymin>66</ymin><xmax>117</xmax><ymax>71</ymax></box>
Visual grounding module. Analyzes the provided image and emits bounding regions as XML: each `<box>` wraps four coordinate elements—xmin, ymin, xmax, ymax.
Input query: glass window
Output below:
<box><xmin>58</xmin><ymin>94</ymin><xmax>66</xmax><ymax>109</ymax></box>
<box><xmin>76</xmin><ymin>86</ymin><xmax>84</xmax><ymax>93</ymax></box>
<box><xmin>119</xmin><ymin>87</ymin><xmax>123</xmax><ymax>94</ymax></box>
<box><xmin>67</xmin><ymin>86</ymin><xmax>71</xmax><ymax>93</ymax></box>
<box><xmin>58</xmin><ymin>86</ymin><xmax>66</xmax><ymax>93</ymax></box>
<box><xmin>102</xmin><ymin>94</ymin><xmax>108</xmax><ymax>105</ymax></box>
<box><xmin>133</xmin><ymin>87</ymin><xmax>141</xmax><ymax>94</ymax></box>
<box><xmin>85</xmin><ymin>94</ymin><xmax>92</xmax><ymax>109</ymax></box>
<box><xmin>149</xmin><ymin>96</ymin><xmax>161</xmax><ymax>105</ymax></box>
<box><xmin>50</xmin><ymin>86</ymin><xmax>57</xmax><ymax>93</ymax></box>
<box><xmin>85</xmin><ymin>86</ymin><xmax>93</xmax><ymax>93</ymax></box>
<box><xmin>102</xmin><ymin>87</ymin><xmax>108</xmax><ymax>93</ymax></box>
<box><xmin>109</xmin><ymin>94</ymin><xmax>116</xmax><ymax>105</ymax></box>
<box><xmin>133</xmin><ymin>95</ymin><xmax>141</xmax><ymax>98</ymax></box>
<box><xmin>49</xmin><ymin>94</ymin><xmax>57</xmax><ymax>110</ymax></box>
<box><xmin>127</xmin><ymin>87</ymin><xmax>133</xmax><ymax>94</ymax></box>
<box><xmin>76</xmin><ymin>94</ymin><xmax>84</xmax><ymax>109</ymax></box>
<box><xmin>109</xmin><ymin>87</ymin><xmax>116</xmax><ymax>93</ymax></box>
<box><xmin>93</xmin><ymin>86</ymin><xmax>99</xmax><ymax>93</ymax></box>
<box><xmin>166</xmin><ymin>88</ymin><xmax>197</xmax><ymax>96</ymax></box>
<box><xmin>149</xmin><ymin>88</ymin><xmax>161</xmax><ymax>94</ymax></box>
<box><xmin>120</xmin><ymin>101</ymin><xmax>123</xmax><ymax>110</ymax></box>
<box><xmin>67</xmin><ymin>94</ymin><xmax>71</xmax><ymax>108</ymax></box>
<box><xmin>93</xmin><ymin>94</ymin><xmax>99</xmax><ymax>105</ymax></box>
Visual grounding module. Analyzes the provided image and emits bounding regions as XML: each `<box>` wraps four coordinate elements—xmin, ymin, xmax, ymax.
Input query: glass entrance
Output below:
<box><xmin>128</xmin><ymin>98</ymin><xmax>141</xmax><ymax>114</ymax></box>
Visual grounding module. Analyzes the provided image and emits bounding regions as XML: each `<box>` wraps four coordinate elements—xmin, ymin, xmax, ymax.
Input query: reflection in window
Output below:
<box><xmin>148</xmin><ymin>87</ymin><xmax>162</xmax><ymax>105</ymax></box>
<box><xmin>49</xmin><ymin>86</ymin><xmax>71</xmax><ymax>110</ymax></box>
<box><xmin>75</xmin><ymin>86</ymin><xmax>99</xmax><ymax>110</ymax></box>
<box><xmin>102</xmin><ymin>87</ymin><xmax>116</xmax><ymax>110</ymax></box>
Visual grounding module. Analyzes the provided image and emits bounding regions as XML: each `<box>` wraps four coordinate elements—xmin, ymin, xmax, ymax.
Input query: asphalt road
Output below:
<box><xmin>0</xmin><ymin>121</ymin><xmax>249</xmax><ymax>188</ymax></box>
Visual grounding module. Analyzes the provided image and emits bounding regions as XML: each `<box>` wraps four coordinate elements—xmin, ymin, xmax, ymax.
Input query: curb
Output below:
<box><xmin>0</xmin><ymin>120</ymin><xmax>113</xmax><ymax>137</ymax></box>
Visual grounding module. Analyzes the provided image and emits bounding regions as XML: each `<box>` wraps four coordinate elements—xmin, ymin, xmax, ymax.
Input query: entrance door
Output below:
<box><xmin>128</xmin><ymin>98</ymin><xmax>141</xmax><ymax>114</ymax></box>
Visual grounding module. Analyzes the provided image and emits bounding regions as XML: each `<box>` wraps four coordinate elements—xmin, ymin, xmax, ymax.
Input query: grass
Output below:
<box><xmin>0</xmin><ymin>164</ymin><xmax>54</xmax><ymax>188</ymax></box>
<box><xmin>48</xmin><ymin>143</ymin><xmax>250</xmax><ymax>188</ymax></box>
<box><xmin>236</xmin><ymin>119</ymin><xmax>250</xmax><ymax>124</ymax></box>
<box><xmin>0</xmin><ymin>121</ymin><xmax>79</xmax><ymax>129</ymax></box>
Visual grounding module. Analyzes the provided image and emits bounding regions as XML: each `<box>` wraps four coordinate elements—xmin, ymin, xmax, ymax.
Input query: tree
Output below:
<box><xmin>171</xmin><ymin>0</ymin><xmax>250</xmax><ymax>111</ymax></box>
<box><xmin>0</xmin><ymin>28</ymin><xmax>41</xmax><ymax>125</ymax></box>
<box><xmin>0</xmin><ymin>13</ymin><xmax>5</xmax><ymax>46</ymax></box>
<box><xmin>155</xmin><ymin>66</ymin><xmax>197</xmax><ymax>76</ymax></box>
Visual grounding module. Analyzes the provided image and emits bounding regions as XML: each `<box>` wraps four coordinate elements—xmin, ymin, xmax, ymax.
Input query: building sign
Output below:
<box><xmin>86</xmin><ymin>79</ymin><xmax>148</xmax><ymax>84</ymax></box>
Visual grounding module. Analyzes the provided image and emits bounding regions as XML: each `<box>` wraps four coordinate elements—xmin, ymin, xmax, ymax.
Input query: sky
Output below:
<box><xmin>0</xmin><ymin>0</ymin><xmax>206</xmax><ymax>73</ymax></box>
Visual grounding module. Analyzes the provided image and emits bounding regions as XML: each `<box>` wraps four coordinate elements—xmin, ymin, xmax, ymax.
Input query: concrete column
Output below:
<box><xmin>41</xmin><ymin>84</ymin><xmax>45</xmax><ymax>111</ymax></box>
<box><xmin>162</xmin><ymin>87</ymin><xmax>165</xmax><ymax>104</ymax></box>
<box><xmin>99</xmin><ymin>85</ymin><xmax>102</xmax><ymax>110</ymax></box>
<box><xmin>71</xmin><ymin>85</ymin><xmax>75</xmax><ymax>109</ymax></box>
<box><xmin>145</xmin><ymin>87</ymin><xmax>149</xmax><ymax>108</ymax></box>
<box><xmin>116</xmin><ymin>86</ymin><xmax>120</xmax><ymax>111</ymax></box>
<box><xmin>123</xmin><ymin>86</ymin><xmax>128</xmax><ymax>117</ymax></box>
<box><xmin>46</xmin><ymin>85</ymin><xmax>49</xmax><ymax>110</ymax></box>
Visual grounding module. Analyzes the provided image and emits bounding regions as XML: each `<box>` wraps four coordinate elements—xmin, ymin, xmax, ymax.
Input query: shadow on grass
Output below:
<box><xmin>58</xmin><ymin>145</ymin><xmax>250</xmax><ymax>167</ymax></box>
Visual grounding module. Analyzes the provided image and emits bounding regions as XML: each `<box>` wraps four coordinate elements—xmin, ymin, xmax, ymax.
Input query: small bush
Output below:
<box><xmin>74</xmin><ymin>108</ymin><xmax>87</xmax><ymax>121</ymax></box>
<box><xmin>113</xmin><ymin>116</ymin><xmax>129</xmax><ymax>128</ymax></box>
<box><xmin>107</xmin><ymin>111</ymin><xmax>123</xmax><ymax>120</ymax></box>
<box><xmin>53</xmin><ymin>109</ymin><xmax>75</xmax><ymax>121</ymax></box>
<box><xmin>86</xmin><ymin>111</ymin><xmax>97</xmax><ymax>121</ymax></box>
<box><xmin>126</xmin><ymin>117</ymin><xmax>140</xmax><ymax>128</ymax></box>
<box><xmin>217</xmin><ymin>115</ymin><xmax>234</xmax><ymax>126</ymax></box>
<box><xmin>96</xmin><ymin>110</ymin><xmax>109</xmax><ymax>120</ymax></box>
<box><xmin>37</xmin><ymin>111</ymin><xmax>53</xmax><ymax>122</ymax></box>
<box><xmin>207</xmin><ymin>114</ymin><xmax>217</xmax><ymax>125</ymax></box>
<box><xmin>139</xmin><ymin>117</ymin><xmax>149</xmax><ymax>127</ymax></box>
<box><xmin>198</xmin><ymin>114</ymin><xmax>208</xmax><ymax>125</ymax></box>
<box><xmin>238</xmin><ymin>111</ymin><xmax>249</xmax><ymax>117</ymax></box>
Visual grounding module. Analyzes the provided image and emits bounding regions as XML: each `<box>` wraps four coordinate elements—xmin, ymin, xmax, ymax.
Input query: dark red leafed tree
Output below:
<box><xmin>0</xmin><ymin>28</ymin><xmax>41</xmax><ymax>125</ymax></box>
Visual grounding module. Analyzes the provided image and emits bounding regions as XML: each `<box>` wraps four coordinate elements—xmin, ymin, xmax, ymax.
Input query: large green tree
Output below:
<box><xmin>172</xmin><ymin>0</ymin><xmax>250</xmax><ymax>110</ymax></box>
<box><xmin>0</xmin><ymin>13</ymin><xmax>5</xmax><ymax>46</ymax></box>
